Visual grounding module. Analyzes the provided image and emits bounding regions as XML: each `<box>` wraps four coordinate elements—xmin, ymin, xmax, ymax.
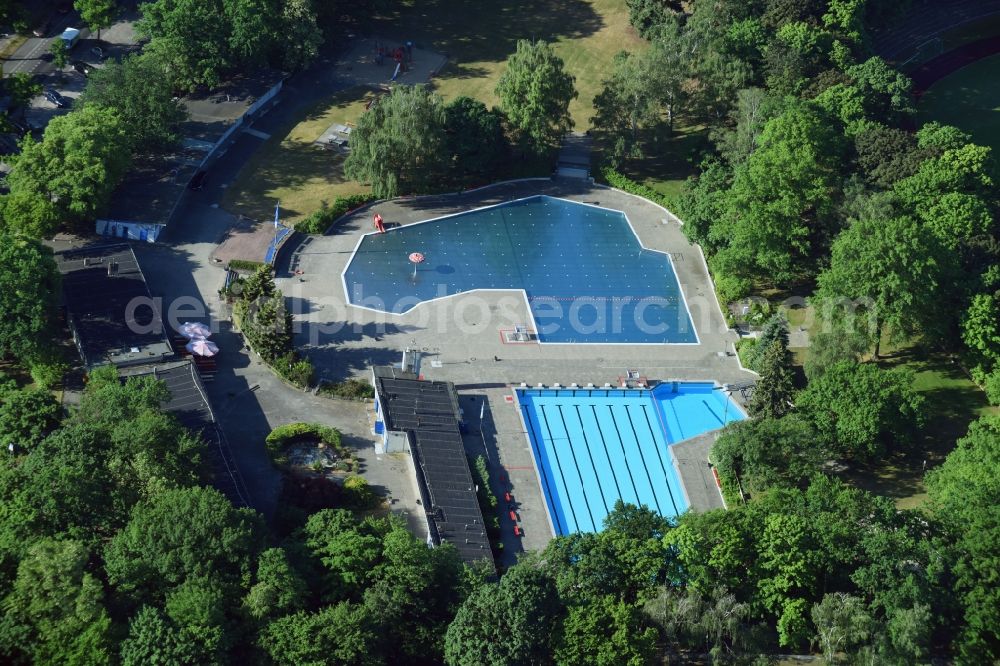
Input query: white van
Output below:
<box><xmin>60</xmin><ymin>27</ymin><xmax>80</xmax><ymax>49</ymax></box>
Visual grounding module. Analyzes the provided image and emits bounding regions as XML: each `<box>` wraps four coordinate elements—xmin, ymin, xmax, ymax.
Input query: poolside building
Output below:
<box><xmin>56</xmin><ymin>244</ymin><xmax>173</xmax><ymax>369</ymax></box>
<box><xmin>372</xmin><ymin>366</ymin><xmax>495</xmax><ymax>568</ymax></box>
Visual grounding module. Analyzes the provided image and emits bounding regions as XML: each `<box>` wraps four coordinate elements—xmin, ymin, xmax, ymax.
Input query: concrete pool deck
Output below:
<box><xmin>279</xmin><ymin>179</ymin><xmax>755</xmax><ymax>557</ymax></box>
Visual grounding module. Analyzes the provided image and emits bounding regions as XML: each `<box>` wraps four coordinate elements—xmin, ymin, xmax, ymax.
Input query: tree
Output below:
<box><xmin>0</xmin><ymin>235</ymin><xmax>58</xmax><ymax>361</ymax></box>
<box><xmin>712</xmin><ymin>87</ymin><xmax>780</xmax><ymax>166</ymax></box>
<box><xmin>443</xmin><ymin>96</ymin><xmax>506</xmax><ymax>185</ymax></box>
<box><xmin>278</xmin><ymin>0</ymin><xmax>323</xmax><ymax>70</ymax></box>
<box><xmin>711</xmin><ymin>415</ymin><xmax>822</xmax><ymax>495</ymax></box>
<box><xmin>137</xmin><ymin>0</ymin><xmax>230</xmax><ymax>91</ymax></box>
<box><xmin>741</xmin><ymin>313</ymin><xmax>789</xmax><ymax>372</ymax></box>
<box><xmin>797</xmin><ymin>360</ymin><xmax>924</xmax><ymax>459</ymax></box>
<box><xmin>49</xmin><ymin>38</ymin><xmax>69</xmax><ymax>70</ymax></box>
<box><xmin>80</xmin><ymin>53</ymin><xmax>188</xmax><ymax>152</ymax></box>
<box><xmin>757</xmin><ymin>513</ymin><xmax>819</xmax><ymax>648</ymax></box>
<box><xmin>104</xmin><ymin>486</ymin><xmax>263</xmax><ymax>605</ymax></box>
<box><xmin>811</xmin><ymin>593</ymin><xmax>873</xmax><ymax>664</ymax></box>
<box><xmin>962</xmin><ymin>291</ymin><xmax>1000</xmax><ymax>370</ymax></box>
<box><xmin>625</xmin><ymin>0</ymin><xmax>681</xmax><ymax>39</ymax></box>
<box><xmin>344</xmin><ymin>85</ymin><xmax>448</xmax><ymax>198</ymax></box>
<box><xmin>225</xmin><ymin>0</ymin><xmax>281</xmax><ymax>67</ymax></box>
<box><xmin>2</xmin><ymin>104</ymin><xmax>132</xmax><ymax>236</ymax></box>
<box><xmin>0</xmin><ymin>538</ymin><xmax>112</xmax><ymax>665</ymax></box>
<box><xmin>0</xmin><ymin>385</ymin><xmax>61</xmax><ymax>452</ymax></box>
<box><xmin>244</xmin><ymin>548</ymin><xmax>307</xmax><ymax>621</ymax></box>
<box><xmin>261</xmin><ymin>602</ymin><xmax>379</xmax><ymax>666</ymax></box>
<box><xmin>846</xmin><ymin>57</ymin><xmax>914</xmax><ymax>120</ymax></box>
<box><xmin>853</xmin><ymin>123</ymin><xmax>924</xmax><ymax>187</ymax></box>
<box><xmin>74</xmin><ymin>0</ymin><xmax>117</xmax><ymax>40</ymax></box>
<box><xmin>816</xmin><ymin>215</ymin><xmax>945</xmax><ymax>358</ymax></box>
<box><xmin>120</xmin><ymin>606</ymin><xmax>200</xmax><ymax>666</ymax></box>
<box><xmin>711</xmin><ymin>100</ymin><xmax>845</xmax><ymax>285</ymax></box>
<box><xmin>925</xmin><ymin>415</ymin><xmax>1000</xmax><ymax>662</ymax></box>
<box><xmin>495</xmin><ymin>40</ymin><xmax>577</xmax><ymax>154</ymax></box>
<box><xmin>4</xmin><ymin>72</ymin><xmax>42</xmax><ymax>107</ymax></box>
<box><xmin>554</xmin><ymin>595</ymin><xmax>657</xmax><ymax>666</ymax></box>
<box><xmin>803</xmin><ymin>313</ymin><xmax>870</xmax><ymax>380</ymax></box>
<box><xmin>749</xmin><ymin>338</ymin><xmax>795</xmax><ymax>418</ymax></box>
<box><xmin>444</xmin><ymin>564</ymin><xmax>564</xmax><ymax>666</ymax></box>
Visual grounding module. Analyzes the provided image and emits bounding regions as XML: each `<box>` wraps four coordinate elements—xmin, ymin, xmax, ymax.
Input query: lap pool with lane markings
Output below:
<box><xmin>342</xmin><ymin>195</ymin><xmax>697</xmax><ymax>344</ymax></box>
<box><xmin>516</xmin><ymin>383</ymin><xmax>744</xmax><ymax>535</ymax></box>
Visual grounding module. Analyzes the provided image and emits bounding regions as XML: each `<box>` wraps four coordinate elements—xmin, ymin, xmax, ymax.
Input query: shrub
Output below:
<box><xmin>318</xmin><ymin>379</ymin><xmax>375</xmax><ymax>400</ymax></box>
<box><xmin>600</xmin><ymin>166</ymin><xmax>675</xmax><ymax>209</ymax></box>
<box><xmin>28</xmin><ymin>359</ymin><xmax>67</xmax><ymax>390</ymax></box>
<box><xmin>343</xmin><ymin>475</ymin><xmax>378</xmax><ymax>509</ymax></box>
<box><xmin>266</xmin><ymin>422</ymin><xmax>343</xmax><ymax>466</ymax></box>
<box><xmin>985</xmin><ymin>371</ymin><xmax>1000</xmax><ymax>406</ymax></box>
<box><xmin>735</xmin><ymin>337</ymin><xmax>758</xmax><ymax>370</ymax></box>
<box><xmin>275</xmin><ymin>351</ymin><xmax>315</xmax><ymax>389</ymax></box>
<box><xmin>294</xmin><ymin>194</ymin><xmax>376</xmax><ymax>234</ymax></box>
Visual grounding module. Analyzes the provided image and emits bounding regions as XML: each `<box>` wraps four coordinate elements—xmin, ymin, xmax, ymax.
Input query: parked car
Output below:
<box><xmin>90</xmin><ymin>46</ymin><xmax>105</xmax><ymax>60</ymax></box>
<box><xmin>189</xmin><ymin>170</ymin><xmax>208</xmax><ymax>190</ymax></box>
<box><xmin>43</xmin><ymin>89</ymin><xmax>68</xmax><ymax>108</ymax></box>
<box><xmin>32</xmin><ymin>18</ymin><xmax>51</xmax><ymax>37</ymax></box>
<box><xmin>71</xmin><ymin>60</ymin><xmax>92</xmax><ymax>77</ymax></box>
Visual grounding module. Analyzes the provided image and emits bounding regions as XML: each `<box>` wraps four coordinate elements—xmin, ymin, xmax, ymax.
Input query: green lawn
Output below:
<box><xmin>918</xmin><ymin>53</ymin><xmax>1000</xmax><ymax>154</ymax></box>
<box><xmin>371</xmin><ymin>0</ymin><xmax>645</xmax><ymax>129</ymax></box>
<box><xmin>223</xmin><ymin>86</ymin><xmax>376</xmax><ymax>222</ymax></box>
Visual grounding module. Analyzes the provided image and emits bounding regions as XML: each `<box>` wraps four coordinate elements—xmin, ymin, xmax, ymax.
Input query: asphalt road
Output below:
<box><xmin>3</xmin><ymin>13</ymin><xmax>88</xmax><ymax>78</ymax></box>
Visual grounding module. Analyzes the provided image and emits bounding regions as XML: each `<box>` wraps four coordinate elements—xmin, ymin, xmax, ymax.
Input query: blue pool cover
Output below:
<box><xmin>343</xmin><ymin>196</ymin><xmax>697</xmax><ymax>343</ymax></box>
<box><xmin>516</xmin><ymin>382</ymin><xmax>744</xmax><ymax>535</ymax></box>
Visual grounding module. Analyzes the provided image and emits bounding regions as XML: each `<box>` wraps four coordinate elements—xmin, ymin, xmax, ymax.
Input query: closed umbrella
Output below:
<box><xmin>186</xmin><ymin>339</ymin><xmax>219</xmax><ymax>357</ymax></box>
<box><xmin>179</xmin><ymin>321</ymin><xmax>212</xmax><ymax>339</ymax></box>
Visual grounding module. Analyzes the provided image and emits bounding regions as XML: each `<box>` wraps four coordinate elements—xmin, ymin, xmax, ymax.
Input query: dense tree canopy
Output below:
<box><xmin>0</xmin><ymin>236</ymin><xmax>58</xmax><ymax>361</ymax></box>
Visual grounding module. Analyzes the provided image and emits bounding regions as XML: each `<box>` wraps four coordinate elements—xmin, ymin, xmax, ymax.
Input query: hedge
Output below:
<box><xmin>600</xmin><ymin>166</ymin><xmax>675</xmax><ymax>210</ymax></box>
<box><xmin>295</xmin><ymin>194</ymin><xmax>376</xmax><ymax>234</ymax></box>
<box><xmin>228</xmin><ymin>259</ymin><xmax>266</xmax><ymax>272</ymax></box>
<box><xmin>266</xmin><ymin>422</ymin><xmax>344</xmax><ymax>466</ymax></box>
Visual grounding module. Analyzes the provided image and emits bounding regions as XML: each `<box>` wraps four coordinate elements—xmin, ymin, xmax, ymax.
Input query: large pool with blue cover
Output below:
<box><xmin>342</xmin><ymin>195</ymin><xmax>697</xmax><ymax>344</ymax></box>
<box><xmin>516</xmin><ymin>382</ymin><xmax>745</xmax><ymax>535</ymax></box>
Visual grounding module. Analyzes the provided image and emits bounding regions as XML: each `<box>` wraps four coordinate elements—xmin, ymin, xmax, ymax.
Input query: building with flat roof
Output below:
<box><xmin>120</xmin><ymin>360</ymin><xmax>249</xmax><ymax>507</ymax></box>
<box><xmin>55</xmin><ymin>244</ymin><xmax>174</xmax><ymax>369</ymax></box>
<box><xmin>372</xmin><ymin>366</ymin><xmax>494</xmax><ymax>568</ymax></box>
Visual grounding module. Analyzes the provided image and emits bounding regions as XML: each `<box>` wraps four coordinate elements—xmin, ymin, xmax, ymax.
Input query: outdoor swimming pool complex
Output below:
<box><xmin>517</xmin><ymin>382</ymin><xmax>745</xmax><ymax>535</ymax></box>
<box><xmin>343</xmin><ymin>196</ymin><xmax>697</xmax><ymax>343</ymax></box>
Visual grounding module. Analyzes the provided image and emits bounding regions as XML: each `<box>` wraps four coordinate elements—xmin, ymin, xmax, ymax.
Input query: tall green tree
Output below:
<box><xmin>811</xmin><ymin>593</ymin><xmax>873</xmax><ymax>664</ymax></box>
<box><xmin>496</xmin><ymin>40</ymin><xmax>577</xmax><ymax>154</ymax></box>
<box><xmin>0</xmin><ymin>385</ymin><xmax>61</xmax><ymax>453</ymax></box>
<box><xmin>0</xmin><ymin>235</ymin><xmax>58</xmax><ymax>361</ymax></box>
<box><xmin>74</xmin><ymin>0</ymin><xmax>117</xmax><ymax>40</ymax></box>
<box><xmin>798</xmin><ymin>360</ymin><xmax>924</xmax><ymax>459</ymax></box>
<box><xmin>0</xmin><ymin>538</ymin><xmax>113</xmax><ymax>665</ymax></box>
<box><xmin>554</xmin><ymin>595</ymin><xmax>657</xmax><ymax>666</ymax></box>
<box><xmin>279</xmin><ymin>0</ymin><xmax>323</xmax><ymax>70</ymax></box>
<box><xmin>120</xmin><ymin>606</ymin><xmax>200</xmax><ymax>666</ymax></box>
<box><xmin>49</xmin><ymin>38</ymin><xmax>69</xmax><ymax>70</ymax></box>
<box><xmin>80</xmin><ymin>53</ymin><xmax>188</xmax><ymax>152</ymax></box>
<box><xmin>444</xmin><ymin>564</ymin><xmax>564</xmax><ymax>666</ymax></box>
<box><xmin>711</xmin><ymin>100</ymin><xmax>845</xmax><ymax>286</ymax></box>
<box><xmin>137</xmin><ymin>0</ymin><xmax>230</xmax><ymax>91</ymax></box>
<box><xmin>816</xmin><ymin>215</ymin><xmax>945</xmax><ymax>357</ymax></box>
<box><xmin>749</xmin><ymin>338</ymin><xmax>795</xmax><ymax>419</ymax></box>
<box><xmin>104</xmin><ymin>486</ymin><xmax>263</xmax><ymax>606</ymax></box>
<box><xmin>712</xmin><ymin>415</ymin><xmax>822</xmax><ymax>495</ymax></box>
<box><xmin>261</xmin><ymin>602</ymin><xmax>378</xmax><ymax>666</ymax></box>
<box><xmin>243</xmin><ymin>547</ymin><xmax>307</xmax><ymax>621</ymax></box>
<box><xmin>2</xmin><ymin>104</ymin><xmax>132</xmax><ymax>236</ymax></box>
<box><xmin>443</xmin><ymin>96</ymin><xmax>506</xmax><ymax>185</ymax></box>
<box><xmin>926</xmin><ymin>415</ymin><xmax>1000</xmax><ymax>662</ymax></box>
<box><xmin>344</xmin><ymin>85</ymin><xmax>448</xmax><ymax>198</ymax></box>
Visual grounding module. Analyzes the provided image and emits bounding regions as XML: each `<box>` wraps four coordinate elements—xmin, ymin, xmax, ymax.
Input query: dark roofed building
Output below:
<box><xmin>55</xmin><ymin>244</ymin><xmax>173</xmax><ymax>369</ymax></box>
<box><xmin>120</xmin><ymin>360</ymin><xmax>249</xmax><ymax>507</ymax></box>
<box><xmin>372</xmin><ymin>366</ymin><xmax>494</xmax><ymax>568</ymax></box>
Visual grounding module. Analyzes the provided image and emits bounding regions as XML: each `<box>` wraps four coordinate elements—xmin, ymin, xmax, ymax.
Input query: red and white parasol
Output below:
<box><xmin>179</xmin><ymin>321</ymin><xmax>212</xmax><ymax>339</ymax></box>
<box><xmin>408</xmin><ymin>251</ymin><xmax>425</xmax><ymax>277</ymax></box>
<box><xmin>186</xmin><ymin>339</ymin><xmax>219</xmax><ymax>357</ymax></box>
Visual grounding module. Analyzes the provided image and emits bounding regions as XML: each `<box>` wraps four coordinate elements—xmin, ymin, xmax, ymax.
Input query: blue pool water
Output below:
<box><xmin>516</xmin><ymin>383</ymin><xmax>744</xmax><ymax>535</ymax></box>
<box><xmin>343</xmin><ymin>196</ymin><xmax>697</xmax><ymax>343</ymax></box>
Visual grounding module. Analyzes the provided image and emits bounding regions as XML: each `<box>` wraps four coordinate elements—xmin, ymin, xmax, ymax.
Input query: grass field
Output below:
<box><xmin>918</xmin><ymin>53</ymin><xmax>1000</xmax><ymax>154</ymax></box>
<box><xmin>222</xmin><ymin>87</ymin><xmax>376</xmax><ymax>222</ymax></box>
<box><xmin>226</xmin><ymin>0</ymin><xmax>647</xmax><ymax>222</ymax></box>
<box><xmin>371</xmin><ymin>0</ymin><xmax>645</xmax><ymax>129</ymax></box>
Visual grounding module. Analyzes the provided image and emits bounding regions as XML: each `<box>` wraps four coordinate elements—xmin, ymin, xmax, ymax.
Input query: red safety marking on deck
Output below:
<box><xmin>504</xmin><ymin>395</ymin><xmax>514</xmax><ymax>403</ymax></box>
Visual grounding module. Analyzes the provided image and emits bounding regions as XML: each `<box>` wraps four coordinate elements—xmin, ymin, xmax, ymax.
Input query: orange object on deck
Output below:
<box><xmin>513</xmin><ymin>525</ymin><xmax>522</xmax><ymax>537</ymax></box>
<box><xmin>509</xmin><ymin>510</ymin><xmax>517</xmax><ymax>521</ymax></box>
